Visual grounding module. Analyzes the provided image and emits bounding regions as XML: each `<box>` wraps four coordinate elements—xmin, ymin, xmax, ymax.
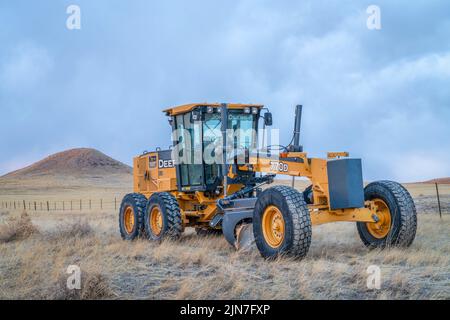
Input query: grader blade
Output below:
<box><xmin>235</xmin><ymin>223</ymin><xmax>256</xmax><ymax>251</ymax></box>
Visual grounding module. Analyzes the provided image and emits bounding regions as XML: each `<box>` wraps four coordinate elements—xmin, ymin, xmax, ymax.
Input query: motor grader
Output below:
<box><xmin>119</xmin><ymin>103</ymin><xmax>417</xmax><ymax>259</ymax></box>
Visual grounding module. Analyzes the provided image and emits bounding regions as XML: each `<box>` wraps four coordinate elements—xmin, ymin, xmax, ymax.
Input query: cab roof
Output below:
<box><xmin>163</xmin><ymin>103</ymin><xmax>264</xmax><ymax>116</ymax></box>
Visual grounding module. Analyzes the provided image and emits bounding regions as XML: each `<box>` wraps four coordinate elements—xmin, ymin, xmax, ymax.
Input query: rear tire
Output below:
<box><xmin>119</xmin><ymin>193</ymin><xmax>147</xmax><ymax>240</ymax></box>
<box><xmin>357</xmin><ymin>180</ymin><xmax>417</xmax><ymax>248</ymax></box>
<box><xmin>144</xmin><ymin>192</ymin><xmax>183</xmax><ymax>241</ymax></box>
<box><xmin>253</xmin><ymin>185</ymin><xmax>312</xmax><ymax>259</ymax></box>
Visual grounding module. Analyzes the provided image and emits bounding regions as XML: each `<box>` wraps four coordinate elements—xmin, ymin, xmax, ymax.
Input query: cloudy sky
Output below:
<box><xmin>0</xmin><ymin>0</ymin><xmax>449</xmax><ymax>181</ymax></box>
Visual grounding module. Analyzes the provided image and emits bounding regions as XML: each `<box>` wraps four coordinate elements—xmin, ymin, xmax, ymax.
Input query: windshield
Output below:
<box><xmin>228</xmin><ymin>112</ymin><xmax>257</xmax><ymax>149</ymax></box>
<box><xmin>203</xmin><ymin>111</ymin><xmax>257</xmax><ymax>150</ymax></box>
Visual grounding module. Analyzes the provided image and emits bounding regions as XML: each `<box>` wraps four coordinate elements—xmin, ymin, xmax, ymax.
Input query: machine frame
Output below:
<box><xmin>132</xmin><ymin>103</ymin><xmax>378</xmax><ymax>245</ymax></box>
<box><xmin>120</xmin><ymin>102</ymin><xmax>417</xmax><ymax>259</ymax></box>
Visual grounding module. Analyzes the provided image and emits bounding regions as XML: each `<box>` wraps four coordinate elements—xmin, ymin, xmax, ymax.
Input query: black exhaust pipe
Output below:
<box><xmin>220</xmin><ymin>103</ymin><xmax>229</xmax><ymax>196</ymax></box>
<box><xmin>289</xmin><ymin>105</ymin><xmax>303</xmax><ymax>152</ymax></box>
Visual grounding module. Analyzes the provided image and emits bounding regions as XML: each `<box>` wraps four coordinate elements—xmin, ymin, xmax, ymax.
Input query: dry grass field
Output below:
<box><xmin>0</xmin><ymin>175</ymin><xmax>449</xmax><ymax>300</ymax></box>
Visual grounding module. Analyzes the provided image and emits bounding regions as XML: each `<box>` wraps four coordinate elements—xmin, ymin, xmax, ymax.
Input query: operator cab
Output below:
<box><xmin>163</xmin><ymin>103</ymin><xmax>271</xmax><ymax>194</ymax></box>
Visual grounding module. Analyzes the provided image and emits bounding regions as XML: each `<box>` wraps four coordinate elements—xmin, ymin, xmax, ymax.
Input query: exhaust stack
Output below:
<box><xmin>289</xmin><ymin>105</ymin><xmax>303</xmax><ymax>152</ymax></box>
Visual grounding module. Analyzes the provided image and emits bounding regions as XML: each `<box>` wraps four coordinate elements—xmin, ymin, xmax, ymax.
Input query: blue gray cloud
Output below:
<box><xmin>0</xmin><ymin>0</ymin><xmax>449</xmax><ymax>181</ymax></box>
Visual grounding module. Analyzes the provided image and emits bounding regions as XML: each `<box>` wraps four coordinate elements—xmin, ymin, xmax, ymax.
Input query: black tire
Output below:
<box><xmin>253</xmin><ymin>185</ymin><xmax>312</xmax><ymax>259</ymax></box>
<box><xmin>357</xmin><ymin>180</ymin><xmax>417</xmax><ymax>248</ymax></box>
<box><xmin>119</xmin><ymin>193</ymin><xmax>147</xmax><ymax>240</ymax></box>
<box><xmin>144</xmin><ymin>192</ymin><xmax>183</xmax><ymax>241</ymax></box>
<box><xmin>195</xmin><ymin>228</ymin><xmax>223</xmax><ymax>237</ymax></box>
<box><xmin>303</xmin><ymin>185</ymin><xmax>313</xmax><ymax>204</ymax></box>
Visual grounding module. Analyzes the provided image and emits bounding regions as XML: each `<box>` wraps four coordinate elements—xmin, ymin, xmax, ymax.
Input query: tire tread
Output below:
<box><xmin>357</xmin><ymin>180</ymin><xmax>417</xmax><ymax>247</ymax></box>
<box><xmin>254</xmin><ymin>185</ymin><xmax>312</xmax><ymax>259</ymax></box>
<box><xmin>146</xmin><ymin>192</ymin><xmax>183</xmax><ymax>240</ymax></box>
<box><xmin>119</xmin><ymin>193</ymin><xmax>147</xmax><ymax>240</ymax></box>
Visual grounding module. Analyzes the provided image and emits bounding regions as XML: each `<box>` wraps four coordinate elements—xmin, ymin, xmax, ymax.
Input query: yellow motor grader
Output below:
<box><xmin>119</xmin><ymin>103</ymin><xmax>417</xmax><ymax>259</ymax></box>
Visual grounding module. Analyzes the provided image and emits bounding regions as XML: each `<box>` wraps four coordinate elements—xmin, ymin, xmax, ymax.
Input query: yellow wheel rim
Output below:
<box><xmin>367</xmin><ymin>198</ymin><xmax>392</xmax><ymax>239</ymax></box>
<box><xmin>124</xmin><ymin>206</ymin><xmax>135</xmax><ymax>234</ymax></box>
<box><xmin>262</xmin><ymin>205</ymin><xmax>285</xmax><ymax>248</ymax></box>
<box><xmin>150</xmin><ymin>206</ymin><xmax>163</xmax><ymax>236</ymax></box>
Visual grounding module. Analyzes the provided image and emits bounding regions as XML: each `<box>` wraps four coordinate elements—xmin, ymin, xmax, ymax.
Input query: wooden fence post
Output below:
<box><xmin>63</xmin><ymin>201</ymin><xmax>65</xmax><ymax>211</ymax></box>
<box><xmin>23</xmin><ymin>200</ymin><xmax>26</xmax><ymax>210</ymax></box>
<box><xmin>435</xmin><ymin>183</ymin><xmax>442</xmax><ymax>219</ymax></box>
<box><xmin>80</xmin><ymin>199</ymin><xmax>82</xmax><ymax>211</ymax></box>
<box><xmin>47</xmin><ymin>201</ymin><xmax>49</xmax><ymax>211</ymax></box>
<box><xmin>34</xmin><ymin>201</ymin><xmax>37</xmax><ymax>211</ymax></box>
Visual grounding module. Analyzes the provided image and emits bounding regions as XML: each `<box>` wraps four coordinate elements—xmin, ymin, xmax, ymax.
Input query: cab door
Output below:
<box><xmin>174</xmin><ymin>113</ymin><xmax>204</xmax><ymax>191</ymax></box>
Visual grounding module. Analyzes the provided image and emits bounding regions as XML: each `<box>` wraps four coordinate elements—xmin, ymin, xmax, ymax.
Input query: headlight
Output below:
<box><xmin>251</xmin><ymin>107</ymin><xmax>259</xmax><ymax>114</ymax></box>
<box><xmin>244</xmin><ymin>107</ymin><xmax>251</xmax><ymax>114</ymax></box>
<box><xmin>206</xmin><ymin>106</ymin><xmax>214</xmax><ymax>113</ymax></box>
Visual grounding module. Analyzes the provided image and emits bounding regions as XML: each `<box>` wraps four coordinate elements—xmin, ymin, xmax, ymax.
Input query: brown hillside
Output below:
<box><xmin>2</xmin><ymin>148</ymin><xmax>132</xmax><ymax>178</ymax></box>
<box><xmin>421</xmin><ymin>177</ymin><xmax>450</xmax><ymax>184</ymax></box>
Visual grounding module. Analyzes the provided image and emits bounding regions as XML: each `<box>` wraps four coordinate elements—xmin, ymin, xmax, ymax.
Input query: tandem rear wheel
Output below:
<box><xmin>119</xmin><ymin>192</ymin><xmax>183</xmax><ymax>241</ymax></box>
<box><xmin>144</xmin><ymin>192</ymin><xmax>183</xmax><ymax>241</ymax></box>
<box><xmin>119</xmin><ymin>193</ymin><xmax>147</xmax><ymax>240</ymax></box>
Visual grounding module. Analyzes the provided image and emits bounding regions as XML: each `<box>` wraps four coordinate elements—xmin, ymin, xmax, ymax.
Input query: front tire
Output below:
<box><xmin>119</xmin><ymin>193</ymin><xmax>147</xmax><ymax>240</ymax></box>
<box><xmin>357</xmin><ymin>180</ymin><xmax>417</xmax><ymax>248</ymax></box>
<box><xmin>144</xmin><ymin>192</ymin><xmax>183</xmax><ymax>241</ymax></box>
<box><xmin>253</xmin><ymin>185</ymin><xmax>312</xmax><ymax>259</ymax></box>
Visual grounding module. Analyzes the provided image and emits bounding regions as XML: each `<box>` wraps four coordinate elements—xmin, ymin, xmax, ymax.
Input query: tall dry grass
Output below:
<box><xmin>2</xmin><ymin>171</ymin><xmax>447</xmax><ymax>300</ymax></box>
<box><xmin>0</xmin><ymin>215</ymin><xmax>116</xmax><ymax>299</ymax></box>
<box><xmin>0</xmin><ymin>211</ymin><xmax>39</xmax><ymax>243</ymax></box>
<box><xmin>0</xmin><ymin>194</ymin><xmax>449</xmax><ymax>300</ymax></box>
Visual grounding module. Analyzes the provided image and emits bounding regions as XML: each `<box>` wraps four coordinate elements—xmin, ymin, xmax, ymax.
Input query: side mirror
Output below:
<box><xmin>264</xmin><ymin>112</ymin><xmax>273</xmax><ymax>126</ymax></box>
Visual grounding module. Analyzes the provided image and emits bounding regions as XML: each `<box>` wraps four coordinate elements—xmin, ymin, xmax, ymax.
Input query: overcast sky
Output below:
<box><xmin>0</xmin><ymin>0</ymin><xmax>449</xmax><ymax>182</ymax></box>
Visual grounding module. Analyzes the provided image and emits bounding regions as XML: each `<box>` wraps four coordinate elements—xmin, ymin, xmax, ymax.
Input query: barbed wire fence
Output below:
<box><xmin>0</xmin><ymin>197</ymin><xmax>124</xmax><ymax>213</ymax></box>
<box><xmin>0</xmin><ymin>184</ymin><xmax>448</xmax><ymax>216</ymax></box>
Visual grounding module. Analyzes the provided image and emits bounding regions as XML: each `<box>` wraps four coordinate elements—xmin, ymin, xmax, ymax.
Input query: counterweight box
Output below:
<box><xmin>327</xmin><ymin>159</ymin><xmax>364</xmax><ymax>210</ymax></box>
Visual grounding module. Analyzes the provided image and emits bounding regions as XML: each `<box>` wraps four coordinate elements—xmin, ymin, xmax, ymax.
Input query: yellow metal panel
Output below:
<box><xmin>133</xmin><ymin>155</ymin><xmax>150</xmax><ymax>193</ymax></box>
<box><xmin>163</xmin><ymin>102</ymin><xmax>264</xmax><ymax>116</ymax></box>
<box><xmin>310</xmin><ymin>207</ymin><xmax>375</xmax><ymax>225</ymax></box>
<box><xmin>327</xmin><ymin>152</ymin><xmax>349</xmax><ymax>159</ymax></box>
<box><xmin>133</xmin><ymin>152</ymin><xmax>177</xmax><ymax>197</ymax></box>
